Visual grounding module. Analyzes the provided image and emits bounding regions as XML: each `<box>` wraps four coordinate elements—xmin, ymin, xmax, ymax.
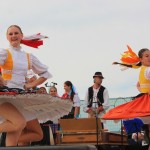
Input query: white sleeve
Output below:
<box><xmin>103</xmin><ymin>88</ymin><xmax>110</xmax><ymax>110</ymax></box>
<box><xmin>73</xmin><ymin>94</ymin><xmax>80</xmax><ymax>107</ymax></box>
<box><xmin>144</xmin><ymin>67</ymin><xmax>150</xmax><ymax>80</ymax></box>
<box><xmin>83</xmin><ymin>90</ymin><xmax>90</xmax><ymax>112</ymax></box>
<box><xmin>30</xmin><ymin>54</ymin><xmax>52</xmax><ymax>79</ymax></box>
<box><xmin>0</xmin><ymin>48</ymin><xmax>8</xmax><ymax>65</ymax></box>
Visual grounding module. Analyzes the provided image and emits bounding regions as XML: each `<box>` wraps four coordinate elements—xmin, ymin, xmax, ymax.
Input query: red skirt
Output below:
<box><xmin>102</xmin><ymin>94</ymin><xmax>150</xmax><ymax>120</ymax></box>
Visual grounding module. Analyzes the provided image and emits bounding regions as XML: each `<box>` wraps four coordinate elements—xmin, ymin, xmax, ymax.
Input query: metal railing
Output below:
<box><xmin>80</xmin><ymin>97</ymin><xmax>132</xmax><ymax>131</ymax></box>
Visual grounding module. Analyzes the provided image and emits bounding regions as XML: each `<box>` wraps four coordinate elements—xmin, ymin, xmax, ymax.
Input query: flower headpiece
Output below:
<box><xmin>121</xmin><ymin>45</ymin><xmax>140</xmax><ymax>64</ymax></box>
<box><xmin>113</xmin><ymin>45</ymin><xmax>141</xmax><ymax>70</ymax></box>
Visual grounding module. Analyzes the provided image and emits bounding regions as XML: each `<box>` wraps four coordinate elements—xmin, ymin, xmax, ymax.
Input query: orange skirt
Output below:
<box><xmin>102</xmin><ymin>93</ymin><xmax>150</xmax><ymax>120</ymax></box>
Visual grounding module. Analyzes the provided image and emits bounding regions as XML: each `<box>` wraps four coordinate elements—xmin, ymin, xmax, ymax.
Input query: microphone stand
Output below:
<box><xmin>93</xmin><ymin>100</ymin><xmax>101</xmax><ymax>149</ymax></box>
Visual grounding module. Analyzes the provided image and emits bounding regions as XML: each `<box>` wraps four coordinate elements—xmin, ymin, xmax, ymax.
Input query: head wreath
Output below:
<box><xmin>113</xmin><ymin>45</ymin><xmax>141</xmax><ymax>69</ymax></box>
<box><xmin>121</xmin><ymin>45</ymin><xmax>140</xmax><ymax>64</ymax></box>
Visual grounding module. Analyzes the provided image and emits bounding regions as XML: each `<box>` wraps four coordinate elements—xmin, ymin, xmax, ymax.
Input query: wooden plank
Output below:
<box><xmin>57</xmin><ymin>132</ymin><xmax>128</xmax><ymax>145</ymax></box>
<box><xmin>59</xmin><ymin>118</ymin><xmax>102</xmax><ymax>132</ymax></box>
<box><xmin>57</xmin><ymin>129</ymin><xmax>108</xmax><ymax>134</ymax></box>
<box><xmin>102</xmin><ymin>132</ymin><xmax>128</xmax><ymax>143</ymax></box>
<box><xmin>59</xmin><ymin>131</ymin><xmax>101</xmax><ymax>134</ymax></box>
<box><xmin>61</xmin><ymin>134</ymin><xmax>102</xmax><ymax>143</ymax></box>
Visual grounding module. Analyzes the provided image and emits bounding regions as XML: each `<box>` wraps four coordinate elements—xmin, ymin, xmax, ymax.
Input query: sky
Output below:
<box><xmin>0</xmin><ymin>0</ymin><xmax>150</xmax><ymax>99</ymax></box>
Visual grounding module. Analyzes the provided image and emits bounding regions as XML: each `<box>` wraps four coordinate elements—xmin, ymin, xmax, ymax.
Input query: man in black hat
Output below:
<box><xmin>83</xmin><ymin>72</ymin><xmax>110</xmax><ymax>128</ymax></box>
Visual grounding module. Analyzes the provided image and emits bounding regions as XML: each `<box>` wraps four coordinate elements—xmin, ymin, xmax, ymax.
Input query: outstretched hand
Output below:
<box><xmin>24</xmin><ymin>83</ymin><xmax>33</xmax><ymax>90</ymax></box>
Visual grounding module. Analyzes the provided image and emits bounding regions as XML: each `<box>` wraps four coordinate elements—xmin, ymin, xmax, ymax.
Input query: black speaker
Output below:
<box><xmin>0</xmin><ymin>145</ymin><xmax>97</xmax><ymax>150</ymax></box>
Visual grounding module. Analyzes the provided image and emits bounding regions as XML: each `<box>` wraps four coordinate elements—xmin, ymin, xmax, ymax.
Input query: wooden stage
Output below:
<box><xmin>0</xmin><ymin>118</ymin><xmax>148</xmax><ymax>150</ymax></box>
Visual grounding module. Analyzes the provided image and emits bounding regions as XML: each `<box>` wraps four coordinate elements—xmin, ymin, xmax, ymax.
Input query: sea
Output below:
<box><xmin>80</xmin><ymin>97</ymin><xmax>132</xmax><ymax>132</ymax></box>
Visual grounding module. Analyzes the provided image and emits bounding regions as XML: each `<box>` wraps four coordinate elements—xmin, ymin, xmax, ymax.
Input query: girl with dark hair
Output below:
<box><xmin>103</xmin><ymin>46</ymin><xmax>150</xmax><ymax>149</ymax></box>
<box><xmin>61</xmin><ymin>81</ymin><xmax>80</xmax><ymax>119</ymax></box>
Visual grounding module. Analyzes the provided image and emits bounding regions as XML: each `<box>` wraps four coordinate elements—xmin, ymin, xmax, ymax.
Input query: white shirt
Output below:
<box><xmin>73</xmin><ymin>94</ymin><xmax>80</xmax><ymax>107</ymax></box>
<box><xmin>0</xmin><ymin>46</ymin><xmax>52</xmax><ymax>89</ymax></box>
<box><xmin>83</xmin><ymin>86</ymin><xmax>110</xmax><ymax>112</ymax></box>
<box><xmin>144</xmin><ymin>67</ymin><xmax>150</xmax><ymax>80</ymax></box>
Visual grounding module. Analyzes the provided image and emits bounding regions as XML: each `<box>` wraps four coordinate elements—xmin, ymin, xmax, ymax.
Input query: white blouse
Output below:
<box><xmin>0</xmin><ymin>46</ymin><xmax>52</xmax><ymax>89</ymax></box>
<box><xmin>144</xmin><ymin>67</ymin><xmax>150</xmax><ymax>80</ymax></box>
<box><xmin>73</xmin><ymin>94</ymin><xmax>80</xmax><ymax>107</ymax></box>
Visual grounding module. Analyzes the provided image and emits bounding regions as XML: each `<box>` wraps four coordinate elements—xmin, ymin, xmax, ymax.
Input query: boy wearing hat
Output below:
<box><xmin>83</xmin><ymin>72</ymin><xmax>110</xmax><ymax>127</ymax></box>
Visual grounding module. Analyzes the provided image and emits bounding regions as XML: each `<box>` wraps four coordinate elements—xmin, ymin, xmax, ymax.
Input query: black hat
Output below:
<box><xmin>93</xmin><ymin>72</ymin><xmax>104</xmax><ymax>79</ymax></box>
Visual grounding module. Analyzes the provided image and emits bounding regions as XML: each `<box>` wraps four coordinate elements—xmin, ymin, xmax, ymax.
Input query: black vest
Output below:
<box><xmin>87</xmin><ymin>86</ymin><xmax>105</xmax><ymax>107</ymax></box>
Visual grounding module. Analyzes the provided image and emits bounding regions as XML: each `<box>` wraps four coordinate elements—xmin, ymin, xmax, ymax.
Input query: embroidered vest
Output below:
<box><xmin>0</xmin><ymin>49</ymin><xmax>31</xmax><ymax>80</ymax></box>
<box><xmin>87</xmin><ymin>86</ymin><xmax>105</xmax><ymax>107</ymax></box>
<box><xmin>139</xmin><ymin>66</ymin><xmax>150</xmax><ymax>93</ymax></box>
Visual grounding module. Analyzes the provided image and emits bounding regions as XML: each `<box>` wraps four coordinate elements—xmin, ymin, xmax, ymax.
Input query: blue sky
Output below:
<box><xmin>0</xmin><ymin>0</ymin><xmax>150</xmax><ymax>99</ymax></box>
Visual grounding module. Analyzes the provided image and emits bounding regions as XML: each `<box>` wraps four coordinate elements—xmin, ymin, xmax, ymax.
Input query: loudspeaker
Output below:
<box><xmin>0</xmin><ymin>145</ymin><xmax>97</xmax><ymax>150</ymax></box>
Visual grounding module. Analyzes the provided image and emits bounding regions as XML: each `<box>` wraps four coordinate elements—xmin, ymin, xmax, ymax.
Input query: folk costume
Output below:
<box><xmin>102</xmin><ymin>45</ymin><xmax>150</xmax><ymax>124</ymax></box>
<box><xmin>83</xmin><ymin>72</ymin><xmax>110</xmax><ymax>128</ymax></box>
<box><xmin>0</xmin><ymin>34</ymin><xmax>72</xmax><ymax>123</ymax></box>
<box><xmin>83</xmin><ymin>85</ymin><xmax>110</xmax><ymax>118</ymax></box>
<box><xmin>61</xmin><ymin>86</ymin><xmax>80</xmax><ymax>119</ymax></box>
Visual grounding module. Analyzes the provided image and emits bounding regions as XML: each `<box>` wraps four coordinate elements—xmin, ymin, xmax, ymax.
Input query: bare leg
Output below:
<box><xmin>0</xmin><ymin>102</ymin><xmax>26</xmax><ymax>146</ymax></box>
<box><xmin>18</xmin><ymin>119</ymin><xmax>43</xmax><ymax>145</ymax></box>
<box><xmin>6</xmin><ymin>130</ymin><xmax>23</xmax><ymax>146</ymax></box>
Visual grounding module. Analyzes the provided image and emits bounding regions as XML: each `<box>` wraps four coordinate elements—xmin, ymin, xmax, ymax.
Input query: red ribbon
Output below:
<box><xmin>21</xmin><ymin>39</ymin><xmax>43</xmax><ymax>48</ymax></box>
